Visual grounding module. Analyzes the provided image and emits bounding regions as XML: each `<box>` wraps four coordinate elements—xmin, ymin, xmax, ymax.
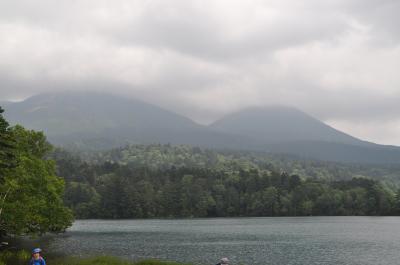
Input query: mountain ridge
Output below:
<box><xmin>3</xmin><ymin>91</ymin><xmax>256</xmax><ymax>150</ymax></box>
<box><xmin>3</xmin><ymin>91</ymin><xmax>400</xmax><ymax>164</ymax></box>
<box><xmin>210</xmin><ymin>106</ymin><xmax>374</xmax><ymax>147</ymax></box>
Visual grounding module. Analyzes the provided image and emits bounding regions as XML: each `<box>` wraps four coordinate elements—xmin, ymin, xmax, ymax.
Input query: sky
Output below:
<box><xmin>0</xmin><ymin>0</ymin><xmax>400</xmax><ymax>145</ymax></box>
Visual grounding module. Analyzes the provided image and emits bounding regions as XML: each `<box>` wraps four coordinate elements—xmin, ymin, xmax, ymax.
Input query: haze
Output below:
<box><xmin>0</xmin><ymin>0</ymin><xmax>399</xmax><ymax>145</ymax></box>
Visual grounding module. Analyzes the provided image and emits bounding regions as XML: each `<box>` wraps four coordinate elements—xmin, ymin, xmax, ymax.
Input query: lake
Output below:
<box><xmin>32</xmin><ymin>217</ymin><xmax>400</xmax><ymax>265</ymax></box>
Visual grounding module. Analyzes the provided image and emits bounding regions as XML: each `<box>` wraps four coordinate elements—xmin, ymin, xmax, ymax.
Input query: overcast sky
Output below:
<box><xmin>1</xmin><ymin>0</ymin><xmax>400</xmax><ymax>145</ymax></box>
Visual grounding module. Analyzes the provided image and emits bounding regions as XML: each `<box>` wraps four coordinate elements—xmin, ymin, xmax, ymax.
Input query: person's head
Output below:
<box><xmin>32</xmin><ymin>248</ymin><xmax>42</xmax><ymax>259</ymax></box>
<box><xmin>220</xmin><ymin>257</ymin><xmax>229</xmax><ymax>264</ymax></box>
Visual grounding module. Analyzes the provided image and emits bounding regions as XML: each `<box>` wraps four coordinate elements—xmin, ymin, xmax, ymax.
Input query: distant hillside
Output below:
<box><xmin>4</xmin><ymin>92</ymin><xmax>400</xmax><ymax>164</ymax></box>
<box><xmin>210</xmin><ymin>106</ymin><xmax>371</xmax><ymax>146</ymax></box>
<box><xmin>210</xmin><ymin>106</ymin><xmax>400</xmax><ymax>164</ymax></box>
<box><xmin>4</xmin><ymin>91</ymin><xmax>251</xmax><ymax>150</ymax></box>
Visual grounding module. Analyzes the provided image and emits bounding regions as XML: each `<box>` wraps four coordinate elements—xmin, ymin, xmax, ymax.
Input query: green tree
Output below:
<box><xmin>262</xmin><ymin>187</ymin><xmax>279</xmax><ymax>216</ymax></box>
<box><xmin>315</xmin><ymin>189</ymin><xmax>343</xmax><ymax>215</ymax></box>
<box><xmin>0</xmin><ymin>125</ymin><xmax>73</xmax><ymax>236</ymax></box>
<box><xmin>0</xmin><ymin>107</ymin><xmax>17</xmax><ymax>180</ymax></box>
<box><xmin>395</xmin><ymin>189</ymin><xmax>400</xmax><ymax>215</ymax></box>
<box><xmin>64</xmin><ymin>181</ymin><xmax>100</xmax><ymax>218</ymax></box>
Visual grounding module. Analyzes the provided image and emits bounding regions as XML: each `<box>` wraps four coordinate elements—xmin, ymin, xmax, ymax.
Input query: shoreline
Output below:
<box><xmin>0</xmin><ymin>252</ymin><xmax>193</xmax><ymax>265</ymax></box>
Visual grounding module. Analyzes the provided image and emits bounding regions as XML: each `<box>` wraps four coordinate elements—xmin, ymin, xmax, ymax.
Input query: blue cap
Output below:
<box><xmin>32</xmin><ymin>248</ymin><xmax>42</xmax><ymax>254</ymax></box>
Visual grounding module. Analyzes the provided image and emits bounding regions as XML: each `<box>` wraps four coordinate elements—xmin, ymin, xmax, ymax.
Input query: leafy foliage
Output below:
<box><xmin>0</xmin><ymin>107</ymin><xmax>18</xmax><ymax>181</ymax></box>
<box><xmin>0</xmin><ymin>108</ymin><xmax>73</xmax><ymax>236</ymax></box>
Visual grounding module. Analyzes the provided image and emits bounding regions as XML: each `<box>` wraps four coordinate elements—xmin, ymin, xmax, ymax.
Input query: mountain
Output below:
<box><xmin>3</xmin><ymin>92</ymin><xmax>400</xmax><ymax>164</ymax></box>
<box><xmin>6</xmin><ymin>91</ymin><xmax>197</xmax><ymax>132</ymax></box>
<box><xmin>210</xmin><ymin>106</ymin><xmax>400</xmax><ymax>164</ymax></box>
<box><xmin>210</xmin><ymin>106</ymin><xmax>371</xmax><ymax>146</ymax></box>
<box><xmin>4</xmin><ymin>91</ymin><xmax>250</xmax><ymax>150</ymax></box>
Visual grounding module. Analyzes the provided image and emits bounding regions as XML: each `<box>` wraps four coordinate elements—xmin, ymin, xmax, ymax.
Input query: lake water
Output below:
<box><xmin>34</xmin><ymin>217</ymin><xmax>400</xmax><ymax>265</ymax></box>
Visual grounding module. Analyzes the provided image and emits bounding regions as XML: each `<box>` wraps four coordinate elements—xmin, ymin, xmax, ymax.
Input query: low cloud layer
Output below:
<box><xmin>0</xmin><ymin>0</ymin><xmax>399</xmax><ymax>145</ymax></box>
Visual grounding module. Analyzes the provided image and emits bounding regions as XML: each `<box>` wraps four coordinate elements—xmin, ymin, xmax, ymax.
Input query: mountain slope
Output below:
<box><xmin>6</xmin><ymin>91</ymin><xmax>199</xmax><ymax>133</ymax></box>
<box><xmin>210</xmin><ymin>106</ymin><xmax>400</xmax><ymax>164</ymax></box>
<box><xmin>4</xmin><ymin>91</ymin><xmax>250</xmax><ymax>149</ymax></box>
<box><xmin>210</xmin><ymin>106</ymin><xmax>372</xmax><ymax>146</ymax></box>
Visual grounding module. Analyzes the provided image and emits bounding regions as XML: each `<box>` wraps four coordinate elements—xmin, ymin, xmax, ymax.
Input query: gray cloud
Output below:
<box><xmin>109</xmin><ymin>1</ymin><xmax>349</xmax><ymax>61</ymax></box>
<box><xmin>346</xmin><ymin>0</ymin><xmax>400</xmax><ymax>45</ymax></box>
<box><xmin>0</xmin><ymin>0</ymin><xmax>400</xmax><ymax>144</ymax></box>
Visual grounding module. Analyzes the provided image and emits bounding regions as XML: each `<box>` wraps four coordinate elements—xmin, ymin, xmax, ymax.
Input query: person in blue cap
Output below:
<box><xmin>29</xmin><ymin>248</ymin><xmax>46</xmax><ymax>265</ymax></box>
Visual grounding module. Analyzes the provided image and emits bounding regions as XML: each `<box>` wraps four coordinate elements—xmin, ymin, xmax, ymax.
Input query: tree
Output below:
<box><xmin>0</xmin><ymin>107</ymin><xmax>17</xmax><ymax>181</ymax></box>
<box><xmin>367</xmin><ymin>184</ymin><xmax>395</xmax><ymax>215</ymax></box>
<box><xmin>0</xmin><ymin>107</ymin><xmax>18</xmax><ymax>231</ymax></box>
<box><xmin>64</xmin><ymin>181</ymin><xmax>100</xmax><ymax>218</ymax></box>
<box><xmin>315</xmin><ymin>189</ymin><xmax>343</xmax><ymax>215</ymax></box>
<box><xmin>395</xmin><ymin>189</ymin><xmax>400</xmax><ymax>215</ymax></box>
<box><xmin>0</xmin><ymin>124</ymin><xmax>73</xmax><ymax>236</ymax></box>
<box><xmin>262</xmin><ymin>187</ymin><xmax>279</xmax><ymax>216</ymax></box>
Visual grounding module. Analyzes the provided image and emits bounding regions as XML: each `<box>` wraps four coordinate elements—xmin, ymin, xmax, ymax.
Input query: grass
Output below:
<box><xmin>0</xmin><ymin>252</ymin><xmax>193</xmax><ymax>265</ymax></box>
<box><xmin>0</xmin><ymin>250</ymin><xmax>30</xmax><ymax>265</ymax></box>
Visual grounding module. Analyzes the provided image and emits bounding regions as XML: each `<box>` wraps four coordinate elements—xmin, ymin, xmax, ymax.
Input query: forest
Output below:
<box><xmin>52</xmin><ymin>145</ymin><xmax>400</xmax><ymax>219</ymax></box>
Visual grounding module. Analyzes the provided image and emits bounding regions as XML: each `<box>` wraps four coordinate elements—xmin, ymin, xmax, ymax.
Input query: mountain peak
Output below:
<box><xmin>210</xmin><ymin>105</ymin><xmax>365</xmax><ymax>146</ymax></box>
<box><xmin>4</xmin><ymin>91</ymin><xmax>201</xmax><ymax>143</ymax></box>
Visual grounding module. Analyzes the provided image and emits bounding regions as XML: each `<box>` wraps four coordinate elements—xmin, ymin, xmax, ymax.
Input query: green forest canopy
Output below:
<box><xmin>52</xmin><ymin>144</ymin><xmax>400</xmax><ymax>219</ymax></box>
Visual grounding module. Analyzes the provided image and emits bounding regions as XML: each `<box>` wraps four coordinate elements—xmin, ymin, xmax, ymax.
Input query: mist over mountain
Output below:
<box><xmin>2</xmin><ymin>91</ymin><xmax>400</xmax><ymax>164</ymax></box>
